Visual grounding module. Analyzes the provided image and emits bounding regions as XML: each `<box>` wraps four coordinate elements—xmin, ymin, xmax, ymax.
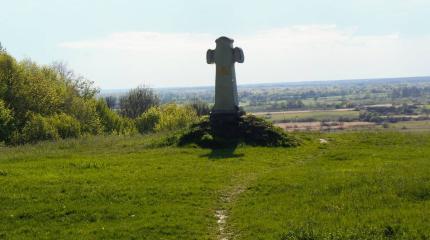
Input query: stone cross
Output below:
<box><xmin>207</xmin><ymin>36</ymin><xmax>244</xmax><ymax>116</ymax></box>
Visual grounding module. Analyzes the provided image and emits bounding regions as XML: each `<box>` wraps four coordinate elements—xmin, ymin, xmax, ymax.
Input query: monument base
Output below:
<box><xmin>177</xmin><ymin>114</ymin><xmax>299</xmax><ymax>148</ymax></box>
<box><xmin>209</xmin><ymin>110</ymin><xmax>245</xmax><ymax>138</ymax></box>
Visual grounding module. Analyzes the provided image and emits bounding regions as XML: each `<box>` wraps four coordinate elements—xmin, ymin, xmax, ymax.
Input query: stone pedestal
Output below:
<box><xmin>210</xmin><ymin>113</ymin><xmax>241</xmax><ymax>139</ymax></box>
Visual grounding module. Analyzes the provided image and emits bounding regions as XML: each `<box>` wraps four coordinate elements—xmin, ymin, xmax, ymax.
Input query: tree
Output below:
<box><xmin>105</xmin><ymin>96</ymin><xmax>117</xmax><ymax>109</ymax></box>
<box><xmin>286</xmin><ymin>99</ymin><xmax>305</xmax><ymax>109</ymax></box>
<box><xmin>95</xmin><ymin>99</ymin><xmax>136</xmax><ymax>135</ymax></box>
<box><xmin>120</xmin><ymin>86</ymin><xmax>160</xmax><ymax>119</ymax></box>
<box><xmin>51</xmin><ymin>61</ymin><xmax>99</xmax><ymax>99</ymax></box>
<box><xmin>423</xmin><ymin>108</ymin><xmax>430</xmax><ymax>118</ymax></box>
<box><xmin>188</xmin><ymin>98</ymin><xmax>210</xmax><ymax>116</ymax></box>
<box><xmin>1</xmin><ymin>50</ymin><xmax>140</xmax><ymax>144</ymax></box>
<box><xmin>135</xmin><ymin>103</ymin><xmax>198</xmax><ymax>133</ymax></box>
<box><xmin>0</xmin><ymin>42</ymin><xmax>5</xmax><ymax>53</ymax></box>
<box><xmin>0</xmin><ymin>100</ymin><xmax>13</xmax><ymax>141</ymax></box>
<box><xmin>4</xmin><ymin>59</ymin><xmax>68</xmax><ymax>126</ymax></box>
<box><xmin>0</xmin><ymin>51</ymin><xmax>14</xmax><ymax>100</ymax></box>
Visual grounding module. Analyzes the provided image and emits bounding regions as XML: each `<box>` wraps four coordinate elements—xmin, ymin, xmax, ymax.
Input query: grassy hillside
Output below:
<box><xmin>1</xmin><ymin>131</ymin><xmax>430</xmax><ymax>239</ymax></box>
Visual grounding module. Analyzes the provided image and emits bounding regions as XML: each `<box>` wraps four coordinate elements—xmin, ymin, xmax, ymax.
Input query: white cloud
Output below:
<box><xmin>60</xmin><ymin>32</ymin><xmax>212</xmax><ymax>52</ymax></box>
<box><xmin>59</xmin><ymin>26</ymin><xmax>430</xmax><ymax>89</ymax></box>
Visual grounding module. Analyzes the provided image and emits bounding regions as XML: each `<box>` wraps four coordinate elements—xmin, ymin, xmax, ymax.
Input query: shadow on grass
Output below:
<box><xmin>200</xmin><ymin>141</ymin><xmax>244</xmax><ymax>160</ymax></box>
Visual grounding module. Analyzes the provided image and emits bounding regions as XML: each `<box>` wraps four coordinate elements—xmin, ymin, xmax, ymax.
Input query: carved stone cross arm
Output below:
<box><xmin>206</xmin><ymin>49</ymin><xmax>215</xmax><ymax>64</ymax></box>
<box><xmin>206</xmin><ymin>47</ymin><xmax>244</xmax><ymax>64</ymax></box>
<box><xmin>233</xmin><ymin>47</ymin><xmax>244</xmax><ymax>63</ymax></box>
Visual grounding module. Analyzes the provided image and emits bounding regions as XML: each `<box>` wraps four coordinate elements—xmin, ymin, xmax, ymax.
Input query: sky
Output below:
<box><xmin>1</xmin><ymin>0</ymin><xmax>430</xmax><ymax>89</ymax></box>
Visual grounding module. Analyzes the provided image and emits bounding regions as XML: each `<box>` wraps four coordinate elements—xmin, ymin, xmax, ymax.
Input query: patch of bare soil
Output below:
<box><xmin>215</xmin><ymin>185</ymin><xmax>246</xmax><ymax>240</ymax></box>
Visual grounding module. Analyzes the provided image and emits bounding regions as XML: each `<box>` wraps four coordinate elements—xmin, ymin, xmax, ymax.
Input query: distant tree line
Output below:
<box><xmin>391</xmin><ymin>86</ymin><xmax>430</xmax><ymax>98</ymax></box>
<box><xmin>153</xmin><ymin>81</ymin><xmax>430</xmax><ymax>113</ymax></box>
<box><xmin>358</xmin><ymin>104</ymin><xmax>430</xmax><ymax>123</ymax></box>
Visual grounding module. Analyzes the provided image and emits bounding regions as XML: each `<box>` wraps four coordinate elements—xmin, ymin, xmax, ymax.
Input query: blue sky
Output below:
<box><xmin>1</xmin><ymin>0</ymin><xmax>430</xmax><ymax>88</ymax></box>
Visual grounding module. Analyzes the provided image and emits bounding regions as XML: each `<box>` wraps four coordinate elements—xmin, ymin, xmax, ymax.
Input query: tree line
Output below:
<box><xmin>0</xmin><ymin>48</ymin><xmax>209</xmax><ymax>145</ymax></box>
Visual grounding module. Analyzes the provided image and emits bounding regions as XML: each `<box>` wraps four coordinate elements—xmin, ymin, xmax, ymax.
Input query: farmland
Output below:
<box><xmin>149</xmin><ymin>77</ymin><xmax>430</xmax><ymax>133</ymax></box>
<box><xmin>255</xmin><ymin>109</ymin><xmax>359</xmax><ymax>122</ymax></box>
<box><xmin>384</xmin><ymin>120</ymin><xmax>430</xmax><ymax>132</ymax></box>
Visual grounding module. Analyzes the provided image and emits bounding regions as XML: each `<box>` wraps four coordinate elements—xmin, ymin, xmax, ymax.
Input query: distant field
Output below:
<box><xmin>276</xmin><ymin>121</ymin><xmax>375</xmax><ymax>132</ymax></box>
<box><xmin>255</xmin><ymin>109</ymin><xmax>359</xmax><ymax>122</ymax></box>
<box><xmin>1</xmin><ymin>132</ymin><xmax>430</xmax><ymax>239</ymax></box>
<box><xmin>275</xmin><ymin>119</ymin><xmax>430</xmax><ymax>132</ymax></box>
<box><xmin>383</xmin><ymin>120</ymin><xmax>430</xmax><ymax>132</ymax></box>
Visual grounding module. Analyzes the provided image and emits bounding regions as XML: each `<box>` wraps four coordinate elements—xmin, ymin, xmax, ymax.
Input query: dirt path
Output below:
<box><xmin>215</xmin><ymin>184</ymin><xmax>246</xmax><ymax>240</ymax></box>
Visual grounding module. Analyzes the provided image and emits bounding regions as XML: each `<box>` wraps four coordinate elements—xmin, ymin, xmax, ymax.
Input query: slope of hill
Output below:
<box><xmin>1</xmin><ymin>131</ymin><xmax>429</xmax><ymax>239</ymax></box>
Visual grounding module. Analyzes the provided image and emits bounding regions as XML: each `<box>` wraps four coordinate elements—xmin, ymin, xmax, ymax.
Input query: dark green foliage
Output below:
<box><xmin>239</xmin><ymin>115</ymin><xmax>299</xmax><ymax>146</ymax></box>
<box><xmin>0</xmin><ymin>100</ymin><xmax>14</xmax><ymax>141</ymax></box>
<box><xmin>10</xmin><ymin>113</ymin><xmax>83</xmax><ymax>144</ymax></box>
<box><xmin>13</xmin><ymin>113</ymin><xmax>60</xmax><ymax>144</ymax></box>
<box><xmin>178</xmin><ymin>115</ymin><xmax>299</xmax><ymax>148</ymax></box>
<box><xmin>359</xmin><ymin>111</ymin><xmax>384</xmax><ymax>123</ymax></box>
<box><xmin>119</xmin><ymin>86</ymin><xmax>160</xmax><ymax>119</ymax></box>
<box><xmin>0</xmin><ymin>53</ymin><xmax>18</xmax><ymax>103</ymax></box>
<box><xmin>177</xmin><ymin>116</ymin><xmax>214</xmax><ymax>147</ymax></box>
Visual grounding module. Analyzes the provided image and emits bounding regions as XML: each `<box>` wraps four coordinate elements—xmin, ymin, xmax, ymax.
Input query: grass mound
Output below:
<box><xmin>178</xmin><ymin>114</ymin><xmax>299</xmax><ymax>148</ymax></box>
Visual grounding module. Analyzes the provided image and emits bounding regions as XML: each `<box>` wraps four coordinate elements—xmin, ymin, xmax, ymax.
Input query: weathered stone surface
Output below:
<box><xmin>207</xmin><ymin>36</ymin><xmax>244</xmax><ymax>115</ymax></box>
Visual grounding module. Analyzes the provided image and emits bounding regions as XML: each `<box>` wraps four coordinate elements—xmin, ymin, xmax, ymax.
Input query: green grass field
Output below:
<box><xmin>259</xmin><ymin>110</ymin><xmax>359</xmax><ymax>122</ymax></box>
<box><xmin>1</xmin><ymin>131</ymin><xmax>430</xmax><ymax>239</ymax></box>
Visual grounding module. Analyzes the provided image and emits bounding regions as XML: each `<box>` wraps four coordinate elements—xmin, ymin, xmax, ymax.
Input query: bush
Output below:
<box><xmin>239</xmin><ymin>115</ymin><xmax>299</xmax><ymax>147</ymax></box>
<box><xmin>136</xmin><ymin>103</ymin><xmax>198</xmax><ymax>134</ymax></box>
<box><xmin>156</xmin><ymin>104</ymin><xmax>198</xmax><ymax>132</ymax></box>
<box><xmin>9</xmin><ymin>60</ymin><xmax>68</xmax><ymax>121</ymax></box>
<box><xmin>120</xmin><ymin>86</ymin><xmax>160</xmax><ymax>119</ymax></box>
<box><xmin>1</xmin><ymin>50</ymin><xmax>142</xmax><ymax>144</ymax></box>
<box><xmin>96</xmin><ymin>99</ymin><xmax>136</xmax><ymax>135</ymax></box>
<box><xmin>359</xmin><ymin>111</ymin><xmax>384</xmax><ymax>123</ymax></box>
<box><xmin>16</xmin><ymin>113</ymin><xmax>60</xmax><ymax>144</ymax></box>
<box><xmin>178</xmin><ymin>115</ymin><xmax>300</xmax><ymax>148</ymax></box>
<box><xmin>49</xmin><ymin>113</ymin><xmax>81</xmax><ymax>138</ymax></box>
<box><xmin>67</xmin><ymin>97</ymin><xmax>103</xmax><ymax>135</ymax></box>
<box><xmin>136</xmin><ymin>107</ymin><xmax>160</xmax><ymax>134</ymax></box>
<box><xmin>0</xmin><ymin>53</ymin><xmax>16</xmax><ymax>100</ymax></box>
<box><xmin>0</xmin><ymin>100</ymin><xmax>14</xmax><ymax>141</ymax></box>
<box><xmin>52</xmin><ymin>62</ymin><xmax>99</xmax><ymax>99</ymax></box>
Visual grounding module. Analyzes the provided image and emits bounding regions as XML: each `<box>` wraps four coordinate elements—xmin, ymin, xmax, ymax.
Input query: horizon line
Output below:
<box><xmin>100</xmin><ymin>75</ymin><xmax>430</xmax><ymax>91</ymax></box>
